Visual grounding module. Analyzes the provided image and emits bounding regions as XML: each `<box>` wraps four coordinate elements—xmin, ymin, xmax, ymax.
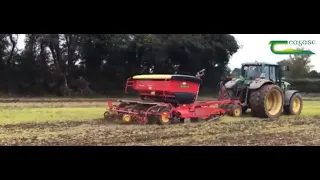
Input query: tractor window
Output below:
<box><xmin>270</xmin><ymin>66</ymin><xmax>276</xmax><ymax>82</ymax></box>
<box><xmin>263</xmin><ymin>66</ymin><xmax>270</xmax><ymax>79</ymax></box>
<box><xmin>244</xmin><ymin>66</ymin><xmax>261</xmax><ymax>79</ymax></box>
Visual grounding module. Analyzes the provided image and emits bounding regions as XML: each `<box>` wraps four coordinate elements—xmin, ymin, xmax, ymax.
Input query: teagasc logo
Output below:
<box><xmin>269</xmin><ymin>40</ymin><xmax>316</xmax><ymax>55</ymax></box>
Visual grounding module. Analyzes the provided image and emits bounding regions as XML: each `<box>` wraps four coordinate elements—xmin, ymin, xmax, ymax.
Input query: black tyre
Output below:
<box><xmin>249</xmin><ymin>84</ymin><xmax>284</xmax><ymax>118</ymax></box>
<box><xmin>284</xmin><ymin>93</ymin><xmax>303</xmax><ymax>115</ymax></box>
<box><xmin>230</xmin><ymin>104</ymin><xmax>242</xmax><ymax>117</ymax></box>
<box><xmin>157</xmin><ymin>107</ymin><xmax>172</xmax><ymax>125</ymax></box>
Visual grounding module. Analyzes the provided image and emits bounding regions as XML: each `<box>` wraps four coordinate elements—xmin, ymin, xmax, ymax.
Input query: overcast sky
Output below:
<box><xmin>16</xmin><ymin>34</ymin><xmax>320</xmax><ymax>71</ymax></box>
<box><xmin>229</xmin><ymin>34</ymin><xmax>320</xmax><ymax>71</ymax></box>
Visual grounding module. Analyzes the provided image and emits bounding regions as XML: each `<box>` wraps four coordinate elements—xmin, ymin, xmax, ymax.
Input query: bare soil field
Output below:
<box><xmin>1</xmin><ymin>116</ymin><xmax>320</xmax><ymax>146</ymax></box>
<box><xmin>0</xmin><ymin>98</ymin><xmax>320</xmax><ymax>146</ymax></box>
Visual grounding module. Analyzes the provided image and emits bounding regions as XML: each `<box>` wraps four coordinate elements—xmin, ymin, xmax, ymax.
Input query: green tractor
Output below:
<box><xmin>221</xmin><ymin>61</ymin><xmax>303</xmax><ymax>118</ymax></box>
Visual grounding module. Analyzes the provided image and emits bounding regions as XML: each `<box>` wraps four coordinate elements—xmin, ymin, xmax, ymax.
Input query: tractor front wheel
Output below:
<box><xmin>249</xmin><ymin>84</ymin><xmax>284</xmax><ymax>118</ymax></box>
<box><xmin>284</xmin><ymin>93</ymin><xmax>303</xmax><ymax>115</ymax></box>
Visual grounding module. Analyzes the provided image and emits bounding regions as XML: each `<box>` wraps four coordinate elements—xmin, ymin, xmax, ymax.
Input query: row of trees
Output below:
<box><xmin>278</xmin><ymin>54</ymin><xmax>320</xmax><ymax>93</ymax></box>
<box><xmin>1</xmin><ymin>34</ymin><xmax>318</xmax><ymax>96</ymax></box>
<box><xmin>0</xmin><ymin>34</ymin><xmax>240</xmax><ymax>96</ymax></box>
<box><xmin>277</xmin><ymin>54</ymin><xmax>317</xmax><ymax>79</ymax></box>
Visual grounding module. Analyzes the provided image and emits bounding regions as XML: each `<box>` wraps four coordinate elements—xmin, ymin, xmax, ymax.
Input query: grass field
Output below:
<box><xmin>1</xmin><ymin>97</ymin><xmax>320</xmax><ymax>146</ymax></box>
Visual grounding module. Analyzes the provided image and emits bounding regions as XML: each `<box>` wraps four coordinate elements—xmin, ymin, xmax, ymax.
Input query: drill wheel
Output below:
<box><xmin>157</xmin><ymin>107</ymin><xmax>172</xmax><ymax>125</ymax></box>
<box><xmin>121</xmin><ymin>114</ymin><xmax>133</xmax><ymax>123</ymax></box>
<box><xmin>229</xmin><ymin>104</ymin><xmax>242</xmax><ymax>117</ymax></box>
<box><xmin>104</xmin><ymin>111</ymin><xmax>116</xmax><ymax>121</ymax></box>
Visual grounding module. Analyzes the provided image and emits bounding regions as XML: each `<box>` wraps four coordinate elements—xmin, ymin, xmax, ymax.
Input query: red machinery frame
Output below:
<box><xmin>106</xmin><ymin>74</ymin><xmax>241</xmax><ymax>124</ymax></box>
<box><xmin>105</xmin><ymin>70</ymin><xmax>241</xmax><ymax>124</ymax></box>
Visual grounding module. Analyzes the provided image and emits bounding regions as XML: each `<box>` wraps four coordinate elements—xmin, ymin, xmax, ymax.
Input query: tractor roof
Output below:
<box><xmin>132</xmin><ymin>74</ymin><xmax>201</xmax><ymax>83</ymax></box>
<box><xmin>242</xmin><ymin>61</ymin><xmax>278</xmax><ymax>66</ymax></box>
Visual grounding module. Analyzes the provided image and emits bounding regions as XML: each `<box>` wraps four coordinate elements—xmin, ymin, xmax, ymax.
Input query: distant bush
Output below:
<box><xmin>286</xmin><ymin>78</ymin><xmax>320</xmax><ymax>93</ymax></box>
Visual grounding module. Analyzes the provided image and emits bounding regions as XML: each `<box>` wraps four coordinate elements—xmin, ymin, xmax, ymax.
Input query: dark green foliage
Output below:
<box><xmin>287</xmin><ymin>79</ymin><xmax>320</xmax><ymax>93</ymax></box>
<box><xmin>0</xmin><ymin>34</ymin><xmax>241</xmax><ymax>96</ymax></box>
<box><xmin>3</xmin><ymin>34</ymin><xmax>320</xmax><ymax>96</ymax></box>
<box><xmin>276</xmin><ymin>53</ymin><xmax>320</xmax><ymax>93</ymax></box>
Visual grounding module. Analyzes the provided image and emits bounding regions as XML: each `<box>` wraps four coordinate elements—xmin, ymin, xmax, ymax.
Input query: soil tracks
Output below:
<box><xmin>1</xmin><ymin>116</ymin><xmax>320</xmax><ymax>146</ymax></box>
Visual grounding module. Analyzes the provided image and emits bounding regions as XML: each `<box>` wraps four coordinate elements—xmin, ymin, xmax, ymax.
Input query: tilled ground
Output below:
<box><xmin>1</xmin><ymin>116</ymin><xmax>320</xmax><ymax>146</ymax></box>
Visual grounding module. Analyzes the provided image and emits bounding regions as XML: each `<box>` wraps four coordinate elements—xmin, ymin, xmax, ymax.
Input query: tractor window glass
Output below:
<box><xmin>270</xmin><ymin>66</ymin><xmax>276</xmax><ymax>82</ymax></box>
<box><xmin>242</xmin><ymin>66</ymin><xmax>248</xmax><ymax>77</ymax></box>
<box><xmin>246</xmin><ymin>66</ymin><xmax>261</xmax><ymax>79</ymax></box>
<box><xmin>263</xmin><ymin>66</ymin><xmax>270</xmax><ymax>79</ymax></box>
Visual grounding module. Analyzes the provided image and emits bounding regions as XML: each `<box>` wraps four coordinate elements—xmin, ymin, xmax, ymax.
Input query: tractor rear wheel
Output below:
<box><xmin>284</xmin><ymin>93</ymin><xmax>303</xmax><ymax>115</ymax></box>
<box><xmin>249</xmin><ymin>84</ymin><xmax>284</xmax><ymax>118</ymax></box>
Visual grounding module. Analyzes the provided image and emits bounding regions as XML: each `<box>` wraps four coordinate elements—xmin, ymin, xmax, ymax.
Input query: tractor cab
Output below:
<box><xmin>241</xmin><ymin>62</ymin><xmax>278</xmax><ymax>81</ymax></box>
<box><xmin>240</xmin><ymin>61</ymin><xmax>288</xmax><ymax>86</ymax></box>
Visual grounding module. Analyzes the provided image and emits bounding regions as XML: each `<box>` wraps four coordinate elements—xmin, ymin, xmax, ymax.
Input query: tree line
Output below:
<box><xmin>278</xmin><ymin>54</ymin><xmax>320</xmax><ymax>93</ymax></box>
<box><xmin>0</xmin><ymin>34</ymin><xmax>240</xmax><ymax>96</ymax></box>
<box><xmin>1</xmin><ymin>34</ymin><xmax>317</xmax><ymax>97</ymax></box>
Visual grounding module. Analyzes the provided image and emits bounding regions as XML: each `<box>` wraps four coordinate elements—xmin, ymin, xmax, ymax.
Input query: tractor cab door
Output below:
<box><xmin>269</xmin><ymin>66</ymin><xmax>276</xmax><ymax>83</ymax></box>
<box><xmin>262</xmin><ymin>65</ymin><xmax>277</xmax><ymax>83</ymax></box>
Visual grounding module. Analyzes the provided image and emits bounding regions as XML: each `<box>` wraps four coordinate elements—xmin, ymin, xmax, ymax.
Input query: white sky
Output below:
<box><xmin>229</xmin><ymin>34</ymin><xmax>320</xmax><ymax>71</ymax></box>
<box><xmin>16</xmin><ymin>34</ymin><xmax>320</xmax><ymax>71</ymax></box>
